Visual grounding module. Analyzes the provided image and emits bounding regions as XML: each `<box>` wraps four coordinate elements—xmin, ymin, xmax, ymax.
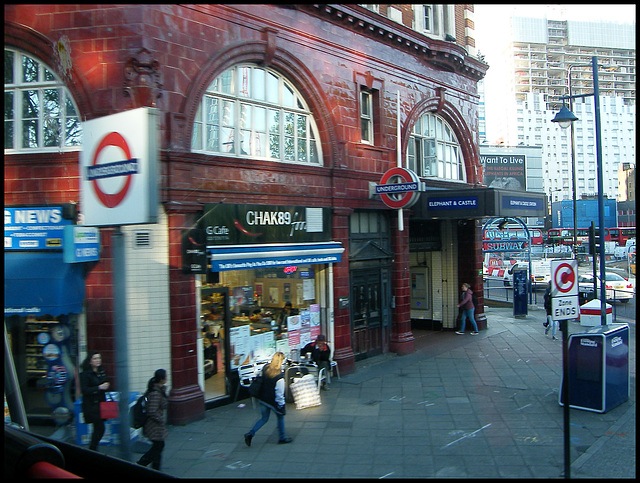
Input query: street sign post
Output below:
<box><xmin>551</xmin><ymin>259</ymin><xmax>579</xmax><ymax>321</ymax></box>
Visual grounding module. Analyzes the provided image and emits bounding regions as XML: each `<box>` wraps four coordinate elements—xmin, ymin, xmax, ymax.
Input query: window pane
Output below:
<box><xmin>65</xmin><ymin>117</ymin><xmax>81</xmax><ymax>146</ymax></box>
<box><xmin>65</xmin><ymin>96</ymin><xmax>77</xmax><ymax>117</ymax></box>
<box><xmin>361</xmin><ymin>118</ymin><xmax>370</xmax><ymax>142</ymax></box>
<box><xmin>253</xmin><ymin>68</ymin><xmax>265</xmax><ymax>101</ymax></box>
<box><xmin>284</xmin><ymin>136</ymin><xmax>294</xmax><ymax>161</ymax></box>
<box><xmin>206</xmin><ymin>124</ymin><xmax>218</xmax><ymax>151</ymax></box>
<box><xmin>253</xmin><ymin>131</ymin><xmax>266</xmax><ymax>157</ymax></box>
<box><xmin>240</xmin><ymin>130</ymin><xmax>250</xmax><ymax>155</ymax></box>
<box><xmin>284</xmin><ymin>112</ymin><xmax>294</xmax><ymax>136</ymax></box>
<box><xmin>22</xmin><ymin>56</ymin><xmax>38</xmax><ymax>83</ymax></box>
<box><xmin>254</xmin><ymin>106</ymin><xmax>266</xmax><ymax>132</ymax></box>
<box><xmin>22</xmin><ymin>119</ymin><xmax>38</xmax><ymax>148</ymax></box>
<box><xmin>5</xmin><ymin>50</ymin><xmax>14</xmax><ymax>84</ymax></box>
<box><xmin>44</xmin><ymin>68</ymin><xmax>55</xmax><ymax>82</ymax></box>
<box><xmin>350</xmin><ymin>213</ymin><xmax>360</xmax><ymax>234</ymax></box>
<box><xmin>44</xmin><ymin>89</ymin><xmax>60</xmax><ymax>118</ymax></box>
<box><xmin>5</xmin><ymin>91</ymin><xmax>14</xmax><ymax>119</ymax></box>
<box><xmin>205</xmin><ymin>96</ymin><xmax>218</xmax><ymax>124</ymax></box>
<box><xmin>283</xmin><ymin>83</ymin><xmax>294</xmax><ymax>107</ymax></box>
<box><xmin>369</xmin><ymin>212</ymin><xmax>378</xmax><ymax>233</ymax></box>
<box><xmin>297</xmin><ymin>138</ymin><xmax>307</xmax><ymax>162</ymax></box>
<box><xmin>361</xmin><ymin>91</ymin><xmax>370</xmax><ymax>116</ymax></box>
<box><xmin>238</xmin><ymin>66</ymin><xmax>250</xmax><ymax>98</ymax></box>
<box><xmin>269</xmin><ymin>133</ymin><xmax>279</xmax><ymax>158</ymax></box>
<box><xmin>297</xmin><ymin>114</ymin><xmax>306</xmax><ymax>139</ymax></box>
<box><xmin>5</xmin><ymin>121</ymin><xmax>14</xmax><ymax>149</ymax></box>
<box><xmin>239</xmin><ymin>103</ymin><xmax>251</xmax><ymax>130</ymax></box>
<box><xmin>359</xmin><ymin>213</ymin><xmax>368</xmax><ymax>233</ymax></box>
<box><xmin>219</xmin><ymin>69</ymin><xmax>233</xmax><ymax>94</ymax></box>
<box><xmin>266</xmin><ymin>72</ymin><xmax>278</xmax><ymax>103</ymax></box>
<box><xmin>22</xmin><ymin>90</ymin><xmax>39</xmax><ymax>118</ymax></box>
<box><xmin>44</xmin><ymin>118</ymin><xmax>60</xmax><ymax>146</ymax></box>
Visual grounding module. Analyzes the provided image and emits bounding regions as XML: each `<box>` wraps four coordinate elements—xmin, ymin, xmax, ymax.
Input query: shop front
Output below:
<box><xmin>184</xmin><ymin>203</ymin><xmax>342</xmax><ymax>406</ymax></box>
<box><xmin>4</xmin><ymin>205</ymin><xmax>99</xmax><ymax>423</ymax></box>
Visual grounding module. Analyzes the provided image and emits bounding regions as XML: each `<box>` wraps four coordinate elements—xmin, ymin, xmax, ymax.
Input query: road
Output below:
<box><xmin>483</xmin><ymin>259</ymin><xmax>636</xmax><ymax>323</ymax></box>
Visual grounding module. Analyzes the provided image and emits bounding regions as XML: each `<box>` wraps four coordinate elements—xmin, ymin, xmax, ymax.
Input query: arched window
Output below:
<box><xmin>407</xmin><ymin>113</ymin><xmax>466</xmax><ymax>181</ymax></box>
<box><xmin>192</xmin><ymin>65</ymin><xmax>322</xmax><ymax>165</ymax></box>
<box><xmin>4</xmin><ymin>48</ymin><xmax>81</xmax><ymax>152</ymax></box>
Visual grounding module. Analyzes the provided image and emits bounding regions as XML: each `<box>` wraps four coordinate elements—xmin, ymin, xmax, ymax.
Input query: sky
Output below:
<box><xmin>474</xmin><ymin>4</ymin><xmax>636</xmax><ymax>143</ymax></box>
<box><xmin>475</xmin><ymin>4</ymin><xmax>636</xmax><ymax>58</ymax></box>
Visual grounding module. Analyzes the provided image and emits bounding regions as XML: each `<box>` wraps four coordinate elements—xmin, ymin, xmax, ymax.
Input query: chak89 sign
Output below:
<box><xmin>80</xmin><ymin>108</ymin><xmax>158</xmax><ymax>226</ymax></box>
<box><xmin>376</xmin><ymin>167</ymin><xmax>421</xmax><ymax>209</ymax></box>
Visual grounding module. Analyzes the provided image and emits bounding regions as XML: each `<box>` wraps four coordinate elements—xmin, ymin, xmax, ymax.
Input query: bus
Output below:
<box><xmin>608</xmin><ymin>227</ymin><xmax>636</xmax><ymax>246</ymax></box>
<box><xmin>547</xmin><ymin>227</ymin><xmax>611</xmax><ymax>246</ymax></box>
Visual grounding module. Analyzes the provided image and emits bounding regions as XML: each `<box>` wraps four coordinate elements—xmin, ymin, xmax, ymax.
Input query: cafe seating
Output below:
<box><xmin>234</xmin><ymin>363</ymin><xmax>257</xmax><ymax>407</ymax></box>
<box><xmin>330</xmin><ymin>360</ymin><xmax>340</xmax><ymax>380</ymax></box>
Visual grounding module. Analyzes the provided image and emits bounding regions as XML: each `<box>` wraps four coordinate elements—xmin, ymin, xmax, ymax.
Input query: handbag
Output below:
<box><xmin>248</xmin><ymin>376</ymin><xmax>263</xmax><ymax>398</ymax></box>
<box><xmin>289</xmin><ymin>374</ymin><xmax>321</xmax><ymax>410</ymax></box>
<box><xmin>100</xmin><ymin>392</ymin><xmax>119</xmax><ymax>420</ymax></box>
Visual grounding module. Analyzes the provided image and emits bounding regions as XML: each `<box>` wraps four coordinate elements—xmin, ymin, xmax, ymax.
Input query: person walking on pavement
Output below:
<box><xmin>137</xmin><ymin>369</ymin><xmax>169</xmax><ymax>471</ymax></box>
<box><xmin>456</xmin><ymin>283</ymin><xmax>479</xmax><ymax>335</ymax></box>
<box><xmin>80</xmin><ymin>351</ymin><xmax>109</xmax><ymax>451</ymax></box>
<box><xmin>543</xmin><ymin>281</ymin><xmax>558</xmax><ymax>340</ymax></box>
<box><xmin>244</xmin><ymin>352</ymin><xmax>292</xmax><ymax>446</ymax></box>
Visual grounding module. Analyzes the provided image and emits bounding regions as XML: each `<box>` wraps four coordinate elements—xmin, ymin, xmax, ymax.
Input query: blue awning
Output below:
<box><xmin>4</xmin><ymin>252</ymin><xmax>86</xmax><ymax>317</ymax></box>
<box><xmin>208</xmin><ymin>242</ymin><xmax>344</xmax><ymax>272</ymax></box>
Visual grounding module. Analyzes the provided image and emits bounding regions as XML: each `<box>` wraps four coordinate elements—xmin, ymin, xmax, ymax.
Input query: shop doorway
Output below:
<box><xmin>200</xmin><ymin>286</ymin><xmax>229</xmax><ymax>402</ymax></box>
<box><xmin>350</xmin><ymin>267</ymin><xmax>391</xmax><ymax>360</ymax></box>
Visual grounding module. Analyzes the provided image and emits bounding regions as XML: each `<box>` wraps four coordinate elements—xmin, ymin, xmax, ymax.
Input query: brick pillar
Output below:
<box><xmin>332</xmin><ymin>207</ymin><xmax>355</xmax><ymax>375</ymax></box>
<box><xmin>389</xmin><ymin>210</ymin><xmax>415</xmax><ymax>355</ymax></box>
<box><xmin>166</xmin><ymin>213</ymin><xmax>204</xmax><ymax>424</ymax></box>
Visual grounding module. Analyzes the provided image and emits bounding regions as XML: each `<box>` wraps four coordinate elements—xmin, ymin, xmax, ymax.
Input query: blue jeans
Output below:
<box><xmin>460</xmin><ymin>308</ymin><xmax>478</xmax><ymax>332</ymax></box>
<box><xmin>248</xmin><ymin>402</ymin><xmax>286</xmax><ymax>440</ymax></box>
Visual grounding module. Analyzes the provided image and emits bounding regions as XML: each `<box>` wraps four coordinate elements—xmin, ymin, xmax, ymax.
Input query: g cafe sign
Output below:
<box><xmin>199</xmin><ymin>204</ymin><xmax>332</xmax><ymax>246</ymax></box>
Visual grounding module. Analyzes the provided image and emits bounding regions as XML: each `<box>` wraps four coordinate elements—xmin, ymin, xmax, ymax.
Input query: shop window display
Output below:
<box><xmin>200</xmin><ymin>264</ymin><xmax>324</xmax><ymax>402</ymax></box>
<box><xmin>5</xmin><ymin>314</ymin><xmax>79</xmax><ymax>424</ymax></box>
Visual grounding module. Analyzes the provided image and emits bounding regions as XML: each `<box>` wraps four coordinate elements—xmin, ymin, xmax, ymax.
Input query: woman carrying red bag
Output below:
<box><xmin>80</xmin><ymin>351</ymin><xmax>110</xmax><ymax>451</ymax></box>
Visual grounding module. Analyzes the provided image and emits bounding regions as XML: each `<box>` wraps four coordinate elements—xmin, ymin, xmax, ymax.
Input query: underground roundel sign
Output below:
<box><xmin>376</xmin><ymin>167</ymin><xmax>421</xmax><ymax>209</ymax></box>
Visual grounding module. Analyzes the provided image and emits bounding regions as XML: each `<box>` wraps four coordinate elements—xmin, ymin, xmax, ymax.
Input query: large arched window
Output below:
<box><xmin>192</xmin><ymin>65</ymin><xmax>322</xmax><ymax>165</ymax></box>
<box><xmin>407</xmin><ymin>113</ymin><xmax>466</xmax><ymax>181</ymax></box>
<box><xmin>4</xmin><ymin>48</ymin><xmax>81</xmax><ymax>152</ymax></box>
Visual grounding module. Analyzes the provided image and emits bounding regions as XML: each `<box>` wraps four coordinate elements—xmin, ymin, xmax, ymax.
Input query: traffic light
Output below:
<box><xmin>588</xmin><ymin>223</ymin><xmax>602</xmax><ymax>255</ymax></box>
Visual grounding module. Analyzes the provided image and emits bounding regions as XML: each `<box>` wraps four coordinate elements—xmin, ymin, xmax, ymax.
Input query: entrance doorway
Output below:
<box><xmin>200</xmin><ymin>286</ymin><xmax>229</xmax><ymax>402</ymax></box>
<box><xmin>350</xmin><ymin>267</ymin><xmax>391</xmax><ymax>360</ymax></box>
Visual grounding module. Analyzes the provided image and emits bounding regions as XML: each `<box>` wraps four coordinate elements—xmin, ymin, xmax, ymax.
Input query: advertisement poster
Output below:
<box><xmin>229</xmin><ymin>325</ymin><xmax>250</xmax><ymax>369</ymax></box>
<box><xmin>310</xmin><ymin>304</ymin><xmax>320</xmax><ymax>326</ymax></box>
<box><xmin>481</xmin><ymin>154</ymin><xmax>526</xmax><ymax>191</ymax></box>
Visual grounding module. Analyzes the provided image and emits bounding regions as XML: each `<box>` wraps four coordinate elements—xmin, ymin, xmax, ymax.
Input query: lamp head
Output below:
<box><xmin>552</xmin><ymin>104</ymin><xmax>579</xmax><ymax>129</ymax></box>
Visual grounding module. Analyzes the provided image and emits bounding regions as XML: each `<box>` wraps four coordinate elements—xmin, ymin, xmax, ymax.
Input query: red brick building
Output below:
<box><xmin>5</xmin><ymin>5</ymin><xmax>492</xmax><ymax>425</ymax></box>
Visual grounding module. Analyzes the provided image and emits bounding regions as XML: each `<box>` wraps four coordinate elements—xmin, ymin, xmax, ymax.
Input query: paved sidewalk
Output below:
<box><xmin>104</xmin><ymin>306</ymin><xmax>636</xmax><ymax>478</ymax></box>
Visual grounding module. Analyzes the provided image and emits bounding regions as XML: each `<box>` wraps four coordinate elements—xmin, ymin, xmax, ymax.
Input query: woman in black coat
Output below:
<box><xmin>80</xmin><ymin>351</ymin><xmax>110</xmax><ymax>451</ymax></box>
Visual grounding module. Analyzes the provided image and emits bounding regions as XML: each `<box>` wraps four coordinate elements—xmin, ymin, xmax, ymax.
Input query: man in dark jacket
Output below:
<box><xmin>302</xmin><ymin>334</ymin><xmax>331</xmax><ymax>390</ymax></box>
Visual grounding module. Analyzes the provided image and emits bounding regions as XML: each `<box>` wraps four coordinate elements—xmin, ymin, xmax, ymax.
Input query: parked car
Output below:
<box><xmin>578</xmin><ymin>272</ymin><xmax>635</xmax><ymax>303</ymax></box>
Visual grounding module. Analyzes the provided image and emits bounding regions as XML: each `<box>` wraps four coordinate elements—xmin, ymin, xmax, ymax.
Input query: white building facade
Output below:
<box><xmin>482</xmin><ymin>16</ymin><xmax>635</xmax><ymax>202</ymax></box>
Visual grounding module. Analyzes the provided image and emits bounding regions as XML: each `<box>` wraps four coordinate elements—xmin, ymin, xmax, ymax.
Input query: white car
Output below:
<box><xmin>578</xmin><ymin>272</ymin><xmax>635</xmax><ymax>303</ymax></box>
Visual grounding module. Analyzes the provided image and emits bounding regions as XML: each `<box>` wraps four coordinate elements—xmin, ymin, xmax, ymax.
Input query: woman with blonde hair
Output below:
<box><xmin>244</xmin><ymin>352</ymin><xmax>292</xmax><ymax>446</ymax></box>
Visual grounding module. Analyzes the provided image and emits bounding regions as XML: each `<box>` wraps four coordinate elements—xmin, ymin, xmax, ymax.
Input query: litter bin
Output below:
<box><xmin>559</xmin><ymin>324</ymin><xmax>629</xmax><ymax>413</ymax></box>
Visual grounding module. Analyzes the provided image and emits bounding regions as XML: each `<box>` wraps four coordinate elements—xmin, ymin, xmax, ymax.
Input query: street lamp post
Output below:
<box><xmin>552</xmin><ymin>56</ymin><xmax>608</xmax><ymax>325</ymax></box>
<box><xmin>551</xmin><ymin>55</ymin><xmax>610</xmax><ymax>480</ymax></box>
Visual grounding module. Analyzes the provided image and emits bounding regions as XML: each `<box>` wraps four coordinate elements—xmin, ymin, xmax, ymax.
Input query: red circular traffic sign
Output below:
<box><xmin>378</xmin><ymin>167</ymin><xmax>420</xmax><ymax>209</ymax></box>
<box><xmin>554</xmin><ymin>262</ymin><xmax>576</xmax><ymax>293</ymax></box>
<box><xmin>91</xmin><ymin>131</ymin><xmax>134</xmax><ymax>208</ymax></box>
